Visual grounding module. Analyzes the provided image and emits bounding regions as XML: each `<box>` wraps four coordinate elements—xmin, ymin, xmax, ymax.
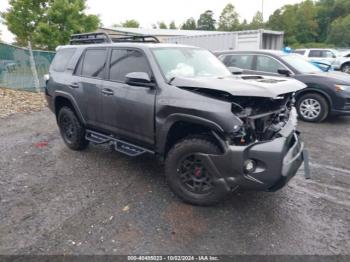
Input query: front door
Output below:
<box><xmin>100</xmin><ymin>48</ymin><xmax>156</xmax><ymax>146</ymax></box>
<box><xmin>253</xmin><ymin>55</ymin><xmax>290</xmax><ymax>77</ymax></box>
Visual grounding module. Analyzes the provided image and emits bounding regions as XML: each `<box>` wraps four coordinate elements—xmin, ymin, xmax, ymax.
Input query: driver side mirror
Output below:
<box><xmin>125</xmin><ymin>72</ymin><xmax>155</xmax><ymax>88</ymax></box>
<box><xmin>278</xmin><ymin>69</ymin><xmax>292</xmax><ymax>77</ymax></box>
<box><xmin>228</xmin><ymin>66</ymin><xmax>243</xmax><ymax>75</ymax></box>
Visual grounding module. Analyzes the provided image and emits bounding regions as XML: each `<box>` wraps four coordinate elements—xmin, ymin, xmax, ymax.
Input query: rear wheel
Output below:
<box><xmin>165</xmin><ymin>136</ymin><xmax>228</xmax><ymax>206</ymax></box>
<box><xmin>296</xmin><ymin>93</ymin><xmax>329</xmax><ymax>122</ymax></box>
<box><xmin>57</xmin><ymin>107</ymin><xmax>89</xmax><ymax>150</ymax></box>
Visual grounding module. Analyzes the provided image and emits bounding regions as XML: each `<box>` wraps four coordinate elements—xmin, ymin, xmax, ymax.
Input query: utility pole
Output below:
<box><xmin>28</xmin><ymin>41</ymin><xmax>40</xmax><ymax>93</ymax></box>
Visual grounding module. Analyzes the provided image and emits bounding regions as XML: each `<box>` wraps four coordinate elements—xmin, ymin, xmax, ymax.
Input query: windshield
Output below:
<box><xmin>281</xmin><ymin>54</ymin><xmax>322</xmax><ymax>74</ymax></box>
<box><xmin>152</xmin><ymin>47</ymin><xmax>231</xmax><ymax>81</ymax></box>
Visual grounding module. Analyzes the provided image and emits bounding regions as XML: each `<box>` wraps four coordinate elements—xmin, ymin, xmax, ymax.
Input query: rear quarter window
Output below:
<box><xmin>51</xmin><ymin>48</ymin><xmax>76</xmax><ymax>72</ymax></box>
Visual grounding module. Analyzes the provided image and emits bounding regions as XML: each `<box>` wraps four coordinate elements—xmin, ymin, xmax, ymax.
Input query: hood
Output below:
<box><xmin>171</xmin><ymin>75</ymin><xmax>306</xmax><ymax>98</ymax></box>
<box><xmin>302</xmin><ymin>71</ymin><xmax>350</xmax><ymax>84</ymax></box>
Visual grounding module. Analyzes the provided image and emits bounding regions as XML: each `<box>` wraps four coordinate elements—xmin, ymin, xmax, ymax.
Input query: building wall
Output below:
<box><xmin>97</xmin><ymin>28</ymin><xmax>284</xmax><ymax>51</ymax></box>
<box><xmin>164</xmin><ymin>30</ymin><xmax>284</xmax><ymax>51</ymax></box>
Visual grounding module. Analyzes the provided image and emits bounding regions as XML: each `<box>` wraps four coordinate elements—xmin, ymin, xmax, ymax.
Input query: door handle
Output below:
<box><xmin>101</xmin><ymin>88</ymin><xmax>114</xmax><ymax>96</ymax></box>
<box><xmin>70</xmin><ymin>83</ymin><xmax>79</xmax><ymax>88</ymax></box>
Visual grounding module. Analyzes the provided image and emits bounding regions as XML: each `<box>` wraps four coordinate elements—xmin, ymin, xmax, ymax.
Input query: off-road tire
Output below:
<box><xmin>165</xmin><ymin>136</ymin><xmax>228</xmax><ymax>206</ymax></box>
<box><xmin>296</xmin><ymin>93</ymin><xmax>329</xmax><ymax>123</ymax></box>
<box><xmin>57</xmin><ymin>106</ymin><xmax>89</xmax><ymax>150</ymax></box>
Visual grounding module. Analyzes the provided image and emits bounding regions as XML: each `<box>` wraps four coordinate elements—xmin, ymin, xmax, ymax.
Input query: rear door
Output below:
<box><xmin>100</xmin><ymin>48</ymin><xmax>156</xmax><ymax>146</ymax></box>
<box><xmin>73</xmin><ymin>48</ymin><xmax>107</xmax><ymax>127</ymax></box>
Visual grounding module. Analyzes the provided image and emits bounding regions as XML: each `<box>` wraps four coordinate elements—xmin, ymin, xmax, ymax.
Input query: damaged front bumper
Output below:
<box><xmin>196</xmin><ymin>108</ymin><xmax>305</xmax><ymax>192</ymax></box>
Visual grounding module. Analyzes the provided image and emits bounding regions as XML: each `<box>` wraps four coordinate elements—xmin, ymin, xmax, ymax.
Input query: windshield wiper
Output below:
<box><xmin>168</xmin><ymin>76</ymin><xmax>176</xmax><ymax>85</ymax></box>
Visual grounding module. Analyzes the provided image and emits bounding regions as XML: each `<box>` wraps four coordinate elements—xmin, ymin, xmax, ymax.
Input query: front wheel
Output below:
<box><xmin>165</xmin><ymin>136</ymin><xmax>228</xmax><ymax>206</ymax></box>
<box><xmin>341</xmin><ymin>63</ymin><xmax>350</xmax><ymax>74</ymax></box>
<box><xmin>296</xmin><ymin>93</ymin><xmax>329</xmax><ymax>122</ymax></box>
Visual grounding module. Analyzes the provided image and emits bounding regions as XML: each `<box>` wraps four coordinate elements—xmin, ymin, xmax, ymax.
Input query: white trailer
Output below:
<box><xmin>163</xmin><ymin>29</ymin><xmax>284</xmax><ymax>51</ymax></box>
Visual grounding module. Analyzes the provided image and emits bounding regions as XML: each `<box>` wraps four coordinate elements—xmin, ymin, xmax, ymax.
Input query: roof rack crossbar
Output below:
<box><xmin>70</xmin><ymin>32</ymin><xmax>112</xmax><ymax>45</ymax></box>
<box><xmin>69</xmin><ymin>32</ymin><xmax>160</xmax><ymax>45</ymax></box>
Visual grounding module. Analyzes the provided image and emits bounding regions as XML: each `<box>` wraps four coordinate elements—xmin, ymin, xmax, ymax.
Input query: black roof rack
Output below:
<box><xmin>69</xmin><ymin>32</ymin><xmax>160</xmax><ymax>45</ymax></box>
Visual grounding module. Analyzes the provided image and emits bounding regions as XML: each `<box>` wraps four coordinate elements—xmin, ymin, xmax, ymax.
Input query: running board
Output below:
<box><xmin>85</xmin><ymin>130</ymin><xmax>154</xmax><ymax>157</ymax></box>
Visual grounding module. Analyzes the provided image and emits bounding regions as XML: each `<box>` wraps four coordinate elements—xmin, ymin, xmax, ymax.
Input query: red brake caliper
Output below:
<box><xmin>194</xmin><ymin>167</ymin><xmax>202</xmax><ymax>177</ymax></box>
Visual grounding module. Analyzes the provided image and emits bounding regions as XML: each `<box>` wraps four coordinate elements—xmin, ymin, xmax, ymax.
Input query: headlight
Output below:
<box><xmin>335</xmin><ymin>84</ymin><xmax>350</xmax><ymax>92</ymax></box>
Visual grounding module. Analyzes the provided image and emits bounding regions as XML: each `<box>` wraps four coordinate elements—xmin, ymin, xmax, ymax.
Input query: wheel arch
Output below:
<box><xmin>341</xmin><ymin>61</ymin><xmax>350</xmax><ymax>70</ymax></box>
<box><xmin>54</xmin><ymin>92</ymin><xmax>86</xmax><ymax>124</ymax></box>
<box><xmin>295</xmin><ymin>88</ymin><xmax>332</xmax><ymax>109</ymax></box>
<box><xmin>158</xmin><ymin>114</ymin><xmax>227</xmax><ymax>157</ymax></box>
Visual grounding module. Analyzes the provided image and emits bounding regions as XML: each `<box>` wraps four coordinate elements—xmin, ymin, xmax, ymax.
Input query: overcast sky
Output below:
<box><xmin>0</xmin><ymin>0</ymin><xmax>303</xmax><ymax>43</ymax></box>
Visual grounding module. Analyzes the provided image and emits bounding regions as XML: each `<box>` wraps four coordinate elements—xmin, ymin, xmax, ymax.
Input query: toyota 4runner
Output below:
<box><xmin>45</xmin><ymin>33</ymin><xmax>307</xmax><ymax>205</ymax></box>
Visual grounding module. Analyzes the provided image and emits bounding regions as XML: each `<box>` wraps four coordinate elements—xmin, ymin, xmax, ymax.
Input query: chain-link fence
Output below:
<box><xmin>0</xmin><ymin>42</ymin><xmax>55</xmax><ymax>91</ymax></box>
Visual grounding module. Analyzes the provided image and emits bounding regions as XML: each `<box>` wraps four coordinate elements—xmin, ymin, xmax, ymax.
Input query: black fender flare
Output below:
<box><xmin>157</xmin><ymin>113</ymin><xmax>226</xmax><ymax>155</ymax></box>
<box><xmin>53</xmin><ymin>91</ymin><xmax>86</xmax><ymax>125</ymax></box>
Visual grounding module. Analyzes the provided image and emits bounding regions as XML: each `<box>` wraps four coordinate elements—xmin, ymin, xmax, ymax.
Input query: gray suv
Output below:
<box><xmin>45</xmin><ymin>33</ymin><xmax>306</xmax><ymax>205</ymax></box>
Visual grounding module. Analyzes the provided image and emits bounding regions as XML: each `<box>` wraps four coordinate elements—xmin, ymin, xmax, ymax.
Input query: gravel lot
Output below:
<box><xmin>0</xmin><ymin>109</ymin><xmax>349</xmax><ymax>255</ymax></box>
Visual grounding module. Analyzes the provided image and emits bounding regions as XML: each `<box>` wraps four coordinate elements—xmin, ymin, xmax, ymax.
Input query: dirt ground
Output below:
<box><xmin>0</xmin><ymin>88</ymin><xmax>46</xmax><ymax>118</ymax></box>
<box><xmin>0</xmin><ymin>108</ymin><xmax>349</xmax><ymax>255</ymax></box>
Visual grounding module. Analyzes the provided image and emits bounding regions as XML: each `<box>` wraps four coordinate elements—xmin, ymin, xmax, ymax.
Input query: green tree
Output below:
<box><xmin>267</xmin><ymin>5</ymin><xmax>299</xmax><ymax>45</ymax></box>
<box><xmin>121</xmin><ymin>19</ymin><xmax>140</xmax><ymax>28</ymax></box>
<box><xmin>218</xmin><ymin>3</ymin><xmax>240</xmax><ymax>31</ymax></box>
<box><xmin>239</xmin><ymin>19</ymin><xmax>248</xmax><ymax>30</ymax></box>
<box><xmin>267</xmin><ymin>9</ymin><xmax>283</xmax><ymax>30</ymax></box>
<box><xmin>315</xmin><ymin>0</ymin><xmax>350</xmax><ymax>42</ymax></box>
<box><xmin>157</xmin><ymin>21</ymin><xmax>167</xmax><ymax>29</ymax></box>
<box><xmin>169</xmin><ymin>21</ymin><xmax>177</xmax><ymax>29</ymax></box>
<box><xmin>1</xmin><ymin>0</ymin><xmax>48</xmax><ymax>47</ymax></box>
<box><xmin>33</xmin><ymin>0</ymin><xmax>99</xmax><ymax>50</ymax></box>
<box><xmin>295</xmin><ymin>0</ymin><xmax>318</xmax><ymax>43</ymax></box>
<box><xmin>249</xmin><ymin>11</ymin><xmax>264</xmax><ymax>30</ymax></box>
<box><xmin>330</xmin><ymin>0</ymin><xmax>350</xmax><ymax>20</ymax></box>
<box><xmin>181</xmin><ymin>18</ymin><xmax>196</xmax><ymax>30</ymax></box>
<box><xmin>197</xmin><ymin>10</ymin><xmax>216</xmax><ymax>31</ymax></box>
<box><xmin>315</xmin><ymin>0</ymin><xmax>335</xmax><ymax>42</ymax></box>
<box><xmin>266</xmin><ymin>0</ymin><xmax>350</xmax><ymax>46</ymax></box>
<box><xmin>327</xmin><ymin>14</ymin><xmax>350</xmax><ymax>46</ymax></box>
<box><xmin>2</xmin><ymin>0</ymin><xmax>99</xmax><ymax>50</ymax></box>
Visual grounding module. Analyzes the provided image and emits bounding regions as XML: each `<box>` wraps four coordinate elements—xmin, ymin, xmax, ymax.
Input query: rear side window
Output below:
<box><xmin>309</xmin><ymin>50</ymin><xmax>322</xmax><ymax>57</ymax></box>
<box><xmin>322</xmin><ymin>50</ymin><xmax>335</xmax><ymax>58</ymax></box>
<box><xmin>81</xmin><ymin>49</ymin><xmax>107</xmax><ymax>78</ymax></box>
<box><xmin>109</xmin><ymin>49</ymin><xmax>151</xmax><ymax>82</ymax></box>
<box><xmin>51</xmin><ymin>48</ymin><xmax>76</xmax><ymax>72</ymax></box>
<box><xmin>222</xmin><ymin>54</ymin><xmax>253</xmax><ymax>70</ymax></box>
